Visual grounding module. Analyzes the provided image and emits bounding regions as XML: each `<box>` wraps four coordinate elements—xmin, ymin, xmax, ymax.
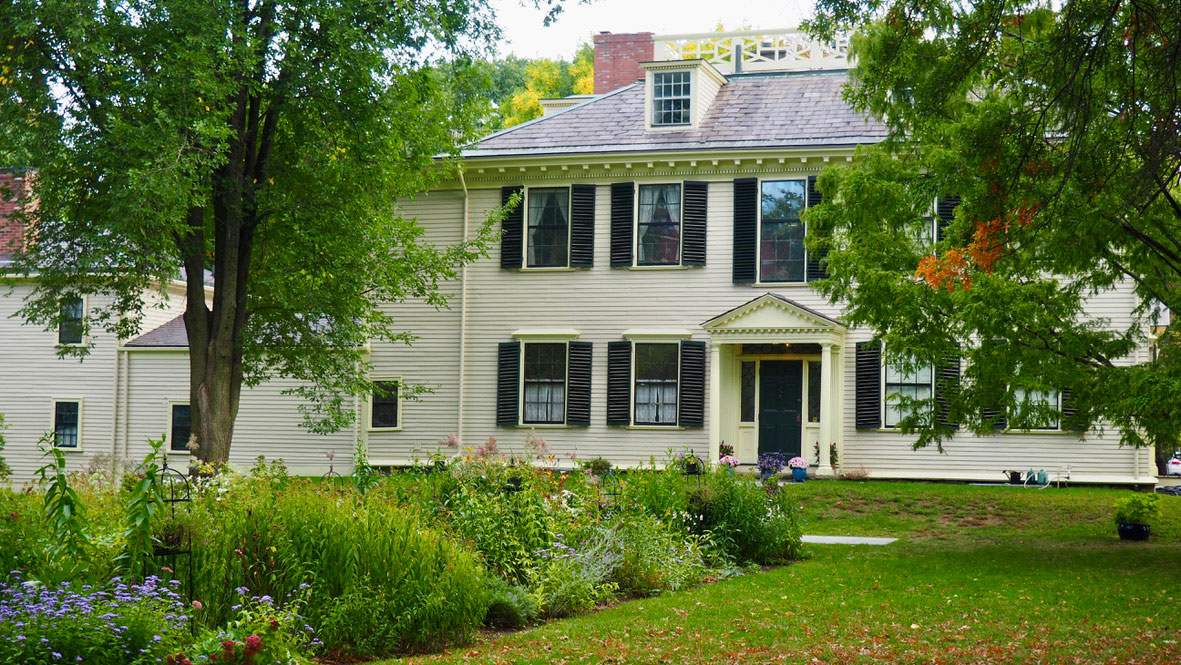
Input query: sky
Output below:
<box><xmin>490</xmin><ymin>0</ymin><xmax>818</xmax><ymax>59</ymax></box>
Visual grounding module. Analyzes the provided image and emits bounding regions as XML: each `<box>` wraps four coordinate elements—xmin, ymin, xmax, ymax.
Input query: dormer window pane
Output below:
<box><xmin>652</xmin><ymin>71</ymin><xmax>691</xmax><ymax>126</ymax></box>
<box><xmin>638</xmin><ymin>184</ymin><xmax>682</xmax><ymax>265</ymax></box>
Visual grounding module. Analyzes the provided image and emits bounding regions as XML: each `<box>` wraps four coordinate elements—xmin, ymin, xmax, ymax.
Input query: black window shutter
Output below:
<box><xmin>732</xmin><ymin>178</ymin><xmax>758</xmax><ymax>283</ymax></box>
<box><xmin>566</xmin><ymin>341</ymin><xmax>592</xmax><ymax>426</ymax></box>
<box><xmin>610</xmin><ymin>182</ymin><xmax>634</xmax><ymax>267</ymax></box>
<box><xmin>934</xmin><ymin>350</ymin><xmax>961</xmax><ymax>430</ymax></box>
<box><xmin>500</xmin><ymin>186</ymin><xmax>524</xmax><ymax>270</ymax></box>
<box><xmin>805</xmin><ymin>175</ymin><xmax>828</xmax><ymax>281</ymax></box>
<box><xmin>606</xmin><ymin>341</ymin><xmax>632</xmax><ymax>425</ymax></box>
<box><xmin>935</xmin><ymin>195</ymin><xmax>961</xmax><ymax>244</ymax></box>
<box><xmin>981</xmin><ymin>404</ymin><xmax>1007</xmax><ymax>431</ymax></box>
<box><xmin>679</xmin><ymin>340</ymin><xmax>707</xmax><ymax>428</ymax></box>
<box><xmin>855</xmin><ymin>341</ymin><xmax>882</xmax><ymax>429</ymax></box>
<box><xmin>496</xmin><ymin>341</ymin><xmax>520</xmax><ymax>426</ymax></box>
<box><xmin>570</xmin><ymin>184</ymin><xmax>595</xmax><ymax>268</ymax></box>
<box><xmin>1061</xmin><ymin>387</ymin><xmax>1085</xmax><ymax>432</ymax></box>
<box><xmin>682</xmin><ymin>181</ymin><xmax>708</xmax><ymax>266</ymax></box>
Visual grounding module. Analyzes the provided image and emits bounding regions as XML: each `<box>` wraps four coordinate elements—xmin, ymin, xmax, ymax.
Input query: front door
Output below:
<box><xmin>758</xmin><ymin>360</ymin><xmax>803</xmax><ymax>457</ymax></box>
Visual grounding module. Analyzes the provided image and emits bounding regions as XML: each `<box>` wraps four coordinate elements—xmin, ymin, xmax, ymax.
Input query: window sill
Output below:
<box><xmin>368</xmin><ymin>426</ymin><xmax>403</xmax><ymax>433</ymax></box>
<box><xmin>628</xmin><ymin>264</ymin><xmax>691</xmax><ymax>271</ymax></box>
<box><xmin>53</xmin><ymin>446</ymin><xmax>84</xmax><ymax>453</ymax></box>
<box><xmin>516</xmin><ymin>423</ymin><xmax>576</xmax><ymax>429</ymax></box>
<box><xmin>519</xmin><ymin>267</ymin><xmax>578</xmax><ymax>273</ymax></box>
<box><xmin>625</xmin><ymin>425</ymin><xmax>687</xmax><ymax>431</ymax></box>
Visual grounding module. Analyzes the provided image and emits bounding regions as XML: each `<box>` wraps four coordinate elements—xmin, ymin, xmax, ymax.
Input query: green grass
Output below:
<box><xmin>376</xmin><ymin>481</ymin><xmax>1181</xmax><ymax>665</ymax></box>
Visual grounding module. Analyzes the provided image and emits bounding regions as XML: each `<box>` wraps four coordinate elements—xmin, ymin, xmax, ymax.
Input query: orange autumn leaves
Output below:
<box><xmin>915</xmin><ymin>201</ymin><xmax>1038</xmax><ymax>291</ymax></box>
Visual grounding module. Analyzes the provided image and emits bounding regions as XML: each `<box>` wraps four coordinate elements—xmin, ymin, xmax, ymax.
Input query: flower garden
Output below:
<box><xmin>0</xmin><ymin>436</ymin><xmax>803</xmax><ymax>664</ymax></box>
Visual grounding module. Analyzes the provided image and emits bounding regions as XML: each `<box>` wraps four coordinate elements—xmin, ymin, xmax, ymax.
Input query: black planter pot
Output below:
<box><xmin>1117</xmin><ymin>523</ymin><xmax>1151</xmax><ymax>541</ymax></box>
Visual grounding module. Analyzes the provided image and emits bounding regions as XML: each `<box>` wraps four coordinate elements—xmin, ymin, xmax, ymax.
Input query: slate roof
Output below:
<box><xmin>125</xmin><ymin>314</ymin><xmax>188</xmax><ymax>347</ymax></box>
<box><xmin>464</xmin><ymin>71</ymin><xmax>888</xmax><ymax>158</ymax></box>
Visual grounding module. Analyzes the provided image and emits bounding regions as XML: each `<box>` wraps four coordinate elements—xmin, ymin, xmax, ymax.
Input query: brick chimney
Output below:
<box><xmin>0</xmin><ymin>171</ymin><xmax>31</xmax><ymax>257</ymax></box>
<box><xmin>593</xmin><ymin>31</ymin><xmax>655</xmax><ymax>94</ymax></box>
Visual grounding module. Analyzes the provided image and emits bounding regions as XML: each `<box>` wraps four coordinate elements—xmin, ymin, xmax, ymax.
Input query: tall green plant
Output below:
<box><xmin>116</xmin><ymin>438</ymin><xmax>167</xmax><ymax>577</ymax></box>
<box><xmin>34</xmin><ymin>436</ymin><xmax>92</xmax><ymax>578</ymax></box>
<box><xmin>0</xmin><ymin>413</ymin><xmax>10</xmax><ymax>482</ymax></box>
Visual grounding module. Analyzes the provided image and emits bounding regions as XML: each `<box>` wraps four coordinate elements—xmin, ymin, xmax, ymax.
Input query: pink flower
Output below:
<box><xmin>191</xmin><ymin>600</ymin><xmax>203</xmax><ymax>610</ymax></box>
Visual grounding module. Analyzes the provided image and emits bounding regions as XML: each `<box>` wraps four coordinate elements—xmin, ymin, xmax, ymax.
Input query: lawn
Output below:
<box><xmin>383</xmin><ymin>481</ymin><xmax>1181</xmax><ymax>665</ymax></box>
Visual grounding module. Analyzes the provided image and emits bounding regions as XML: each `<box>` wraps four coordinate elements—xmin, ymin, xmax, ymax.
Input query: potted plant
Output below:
<box><xmin>756</xmin><ymin>452</ymin><xmax>785</xmax><ymax>481</ymax></box>
<box><xmin>1113</xmin><ymin>493</ymin><xmax>1161</xmax><ymax>541</ymax></box>
<box><xmin>719</xmin><ymin>442</ymin><xmax>735</xmax><ymax>458</ymax></box>
<box><xmin>585</xmin><ymin>457</ymin><xmax>612</xmax><ymax>477</ymax></box>
<box><xmin>788</xmin><ymin>456</ymin><xmax>809</xmax><ymax>483</ymax></box>
<box><xmin>680</xmin><ymin>452</ymin><xmax>703</xmax><ymax>476</ymax></box>
<box><xmin>719</xmin><ymin>453</ymin><xmax>740</xmax><ymax>475</ymax></box>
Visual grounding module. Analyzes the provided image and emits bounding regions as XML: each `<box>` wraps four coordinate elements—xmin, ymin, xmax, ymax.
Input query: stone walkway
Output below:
<box><xmin>802</xmin><ymin>535</ymin><xmax>897</xmax><ymax>545</ymax></box>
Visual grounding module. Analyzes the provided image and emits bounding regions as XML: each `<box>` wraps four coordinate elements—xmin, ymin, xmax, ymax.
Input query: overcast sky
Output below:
<box><xmin>490</xmin><ymin>0</ymin><xmax>818</xmax><ymax>59</ymax></box>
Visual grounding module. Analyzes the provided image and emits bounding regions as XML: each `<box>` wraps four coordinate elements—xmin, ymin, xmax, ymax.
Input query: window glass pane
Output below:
<box><xmin>634</xmin><ymin>343</ymin><xmax>679</xmax><ymax>425</ymax></box>
<box><xmin>372</xmin><ymin>381</ymin><xmax>399</xmax><ymax>428</ymax></box>
<box><xmin>652</xmin><ymin>71</ymin><xmax>691</xmax><ymax>126</ymax></box>
<box><xmin>760</xmin><ymin>180</ymin><xmax>806</xmax><ymax>282</ymax></box>
<box><xmin>170</xmin><ymin>404</ymin><xmax>191</xmax><ymax>452</ymax></box>
<box><xmin>807</xmin><ymin>360</ymin><xmax>821</xmax><ymax>423</ymax></box>
<box><xmin>740</xmin><ymin>361</ymin><xmax>756</xmax><ymax>422</ymax></box>
<box><xmin>1013</xmin><ymin>388</ymin><xmax>1059</xmax><ymax>430</ymax></box>
<box><xmin>54</xmin><ymin>401</ymin><xmax>79</xmax><ymax>448</ymax></box>
<box><xmin>884</xmin><ymin>361</ymin><xmax>933</xmax><ymax>427</ymax></box>
<box><xmin>58</xmin><ymin>297</ymin><xmax>83</xmax><ymax>345</ymax></box>
<box><xmin>637</xmin><ymin>184</ymin><xmax>681</xmax><ymax>265</ymax></box>
<box><xmin>524</xmin><ymin>343</ymin><xmax>566</xmax><ymax>424</ymax></box>
<box><xmin>527</xmin><ymin>188</ymin><xmax>569</xmax><ymax>267</ymax></box>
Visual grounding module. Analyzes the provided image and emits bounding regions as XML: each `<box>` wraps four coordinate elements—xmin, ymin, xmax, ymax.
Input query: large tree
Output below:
<box><xmin>803</xmin><ymin>0</ymin><xmax>1181</xmax><ymax>463</ymax></box>
<box><xmin>0</xmin><ymin>1</ymin><xmax>512</xmax><ymax>463</ymax></box>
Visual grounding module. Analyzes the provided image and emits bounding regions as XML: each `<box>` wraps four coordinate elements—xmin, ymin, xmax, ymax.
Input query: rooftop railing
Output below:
<box><xmin>653</xmin><ymin>28</ymin><xmax>850</xmax><ymax>74</ymax></box>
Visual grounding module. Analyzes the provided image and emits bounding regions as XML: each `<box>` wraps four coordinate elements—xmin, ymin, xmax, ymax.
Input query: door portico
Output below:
<box><xmin>702</xmin><ymin>294</ymin><xmax>846</xmax><ymax>475</ymax></box>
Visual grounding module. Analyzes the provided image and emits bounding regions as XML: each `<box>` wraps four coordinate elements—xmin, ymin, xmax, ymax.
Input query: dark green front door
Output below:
<box><xmin>758</xmin><ymin>360</ymin><xmax>803</xmax><ymax>457</ymax></box>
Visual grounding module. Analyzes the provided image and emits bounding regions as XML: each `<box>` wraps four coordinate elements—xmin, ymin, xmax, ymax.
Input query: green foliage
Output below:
<box><xmin>606</xmin><ymin>512</ymin><xmax>709</xmax><ymax>597</ymax></box>
<box><xmin>493</xmin><ymin>42</ymin><xmax>595</xmax><ymax>128</ymax></box>
<box><xmin>687</xmin><ymin>472</ymin><xmax>804</xmax><ymax>564</ymax></box>
<box><xmin>116</xmin><ymin>438</ymin><xmax>167</xmax><ymax>577</ymax></box>
<box><xmin>34</xmin><ymin>438</ymin><xmax>92</xmax><ymax>579</ymax></box>
<box><xmin>483</xmin><ymin>576</ymin><xmax>538</xmax><ymax>630</ymax></box>
<box><xmin>1112</xmin><ymin>493</ymin><xmax>1161</xmax><ymax>526</ymax></box>
<box><xmin>528</xmin><ymin>527</ymin><xmax>619</xmax><ymax>619</ymax></box>
<box><xmin>180</xmin><ymin>590</ymin><xmax>316</xmax><ymax>665</ymax></box>
<box><xmin>0</xmin><ymin>413</ymin><xmax>10</xmax><ymax>482</ymax></box>
<box><xmin>802</xmin><ymin>0</ymin><xmax>1181</xmax><ymax>449</ymax></box>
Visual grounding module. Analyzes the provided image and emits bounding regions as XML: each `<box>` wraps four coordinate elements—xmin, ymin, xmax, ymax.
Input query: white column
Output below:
<box><xmin>708</xmin><ymin>341</ymin><xmax>722</xmax><ymax>467</ymax></box>
<box><xmin>818</xmin><ymin>342</ymin><xmax>834</xmax><ymax>476</ymax></box>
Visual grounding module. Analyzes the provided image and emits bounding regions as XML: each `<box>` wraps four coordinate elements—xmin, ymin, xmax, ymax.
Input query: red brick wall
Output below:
<box><xmin>593</xmin><ymin>32</ymin><xmax>654</xmax><ymax>94</ymax></box>
<box><xmin>0</xmin><ymin>172</ymin><xmax>30</xmax><ymax>256</ymax></box>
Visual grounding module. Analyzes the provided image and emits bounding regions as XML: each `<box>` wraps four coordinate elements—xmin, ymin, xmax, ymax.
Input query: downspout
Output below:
<box><xmin>110</xmin><ymin>346</ymin><xmax>120</xmax><ymax>462</ymax></box>
<box><xmin>457</xmin><ymin>169</ymin><xmax>470</xmax><ymax>443</ymax></box>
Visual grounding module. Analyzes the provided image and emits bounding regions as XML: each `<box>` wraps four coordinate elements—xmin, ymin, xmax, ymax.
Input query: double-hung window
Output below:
<box><xmin>523</xmin><ymin>343</ymin><xmax>567</xmax><ymax>424</ymax></box>
<box><xmin>527</xmin><ymin>187</ymin><xmax>570</xmax><ymax>268</ymax></box>
<box><xmin>1011</xmin><ymin>388</ymin><xmax>1060</xmax><ymax>430</ymax></box>
<box><xmin>884</xmin><ymin>360</ymin><xmax>933</xmax><ymax>427</ymax></box>
<box><xmin>637</xmin><ymin>184</ymin><xmax>682</xmax><ymax>265</ymax></box>
<box><xmin>652</xmin><ymin>71</ymin><xmax>691</xmax><ymax>126</ymax></box>
<box><xmin>58</xmin><ymin>296</ymin><xmax>84</xmax><ymax>345</ymax></box>
<box><xmin>53</xmin><ymin>400</ymin><xmax>80</xmax><ymax>448</ymax></box>
<box><xmin>169</xmin><ymin>403</ymin><xmax>192</xmax><ymax>452</ymax></box>
<box><xmin>633</xmin><ymin>343</ymin><xmax>679</xmax><ymax>425</ymax></box>
<box><xmin>371</xmin><ymin>380</ymin><xmax>400</xmax><ymax>429</ymax></box>
<box><xmin>760</xmin><ymin>180</ymin><xmax>807</xmax><ymax>282</ymax></box>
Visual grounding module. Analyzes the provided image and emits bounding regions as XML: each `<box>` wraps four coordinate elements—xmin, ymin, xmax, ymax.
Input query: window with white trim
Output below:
<box><xmin>884</xmin><ymin>360</ymin><xmax>933</xmax><ymax>427</ymax></box>
<box><xmin>526</xmin><ymin>187</ymin><xmax>570</xmax><ymax>268</ymax></box>
<box><xmin>58</xmin><ymin>296</ymin><xmax>83</xmax><ymax>345</ymax></box>
<box><xmin>652</xmin><ymin>71</ymin><xmax>691</xmax><ymax>126</ymax></box>
<box><xmin>637</xmin><ymin>184</ymin><xmax>682</xmax><ymax>265</ymax></box>
<box><xmin>53</xmin><ymin>400</ymin><xmax>80</xmax><ymax>448</ymax></box>
<box><xmin>169</xmin><ymin>403</ymin><xmax>191</xmax><ymax>452</ymax></box>
<box><xmin>371</xmin><ymin>380</ymin><xmax>400</xmax><ymax>429</ymax></box>
<box><xmin>1011</xmin><ymin>388</ymin><xmax>1060</xmax><ymax>430</ymax></box>
<box><xmin>523</xmin><ymin>343</ymin><xmax>567</xmax><ymax>424</ymax></box>
<box><xmin>633</xmin><ymin>343</ymin><xmax>679</xmax><ymax>425</ymax></box>
<box><xmin>760</xmin><ymin>179</ymin><xmax>807</xmax><ymax>282</ymax></box>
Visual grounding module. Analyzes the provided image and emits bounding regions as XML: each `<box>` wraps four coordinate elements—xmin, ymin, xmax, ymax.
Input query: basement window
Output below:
<box><xmin>652</xmin><ymin>71</ymin><xmax>691</xmax><ymax>126</ymax></box>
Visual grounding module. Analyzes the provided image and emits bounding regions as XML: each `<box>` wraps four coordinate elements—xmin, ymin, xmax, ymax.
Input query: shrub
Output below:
<box><xmin>607</xmin><ymin>512</ymin><xmax>708</xmax><ymax>596</ymax></box>
<box><xmin>1113</xmin><ymin>493</ymin><xmax>1161</xmax><ymax>526</ymax></box>
<box><xmin>483</xmin><ymin>576</ymin><xmax>537</xmax><ymax>629</ymax></box>
<box><xmin>619</xmin><ymin>464</ymin><xmax>689</xmax><ymax>521</ymax></box>
<box><xmin>687</xmin><ymin>471</ymin><xmax>803</xmax><ymax>564</ymax></box>
<box><xmin>529</xmin><ymin>530</ymin><xmax>619</xmax><ymax>618</ymax></box>
<box><xmin>178</xmin><ymin>589</ymin><xmax>317</xmax><ymax>665</ymax></box>
<box><xmin>0</xmin><ymin>572</ymin><xmax>189</xmax><ymax>665</ymax></box>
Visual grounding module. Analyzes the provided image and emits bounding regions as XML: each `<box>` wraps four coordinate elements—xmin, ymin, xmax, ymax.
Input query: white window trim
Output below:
<box><xmin>512</xmin><ymin>328</ymin><xmax>580</xmax><ymax>341</ymax></box>
<box><xmin>755</xmin><ymin>176</ymin><xmax>810</xmax><ymax>286</ymax></box>
<box><xmin>368</xmin><ymin>377</ymin><xmax>403</xmax><ymax>432</ymax></box>
<box><xmin>622</xmin><ymin>329</ymin><xmax>692</xmax><ymax>341</ymax></box>
<box><xmin>648</xmin><ymin>69</ymin><xmax>694</xmax><ymax>130</ymax></box>
<box><xmin>165</xmin><ymin>399</ymin><xmax>192</xmax><ymax>455</ymax></box>
<box><xmin>629</xmin><ymin>340</ymin><xmax>682</xmax><ymax>428</ymax></box>
<box><xmin>50</xmin><ymin>397</ymin><xmax>84</xmax><ymax>451</ymax></box>
<box><xmin>521</xmin><ymin>185</ymin><xmax>573</xmax><ymax>271</ymax></box>
<box><xmin>519</xmin><ymin>341</ymin><xmax>571</xmax><ymax>427</ymax></box>
<box><xmin>632</xmin><ymin>182</ymin><xmax>686</xmax><ymax>268</ymax></box>
<box><xmin>880</xmin><ymin>353</ymin><xmax>935</xmax><ymax>430</ymax></box>
<box><xmin>56</xmin><ymin>294</ymin><xmax>90</xmax><ymax>349</ymax></box>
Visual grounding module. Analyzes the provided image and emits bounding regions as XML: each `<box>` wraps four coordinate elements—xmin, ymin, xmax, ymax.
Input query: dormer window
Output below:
<box><xmin>652</xmin><ymin>71</ymin><xmax>691</xmax><ymax>126</ymax></box>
